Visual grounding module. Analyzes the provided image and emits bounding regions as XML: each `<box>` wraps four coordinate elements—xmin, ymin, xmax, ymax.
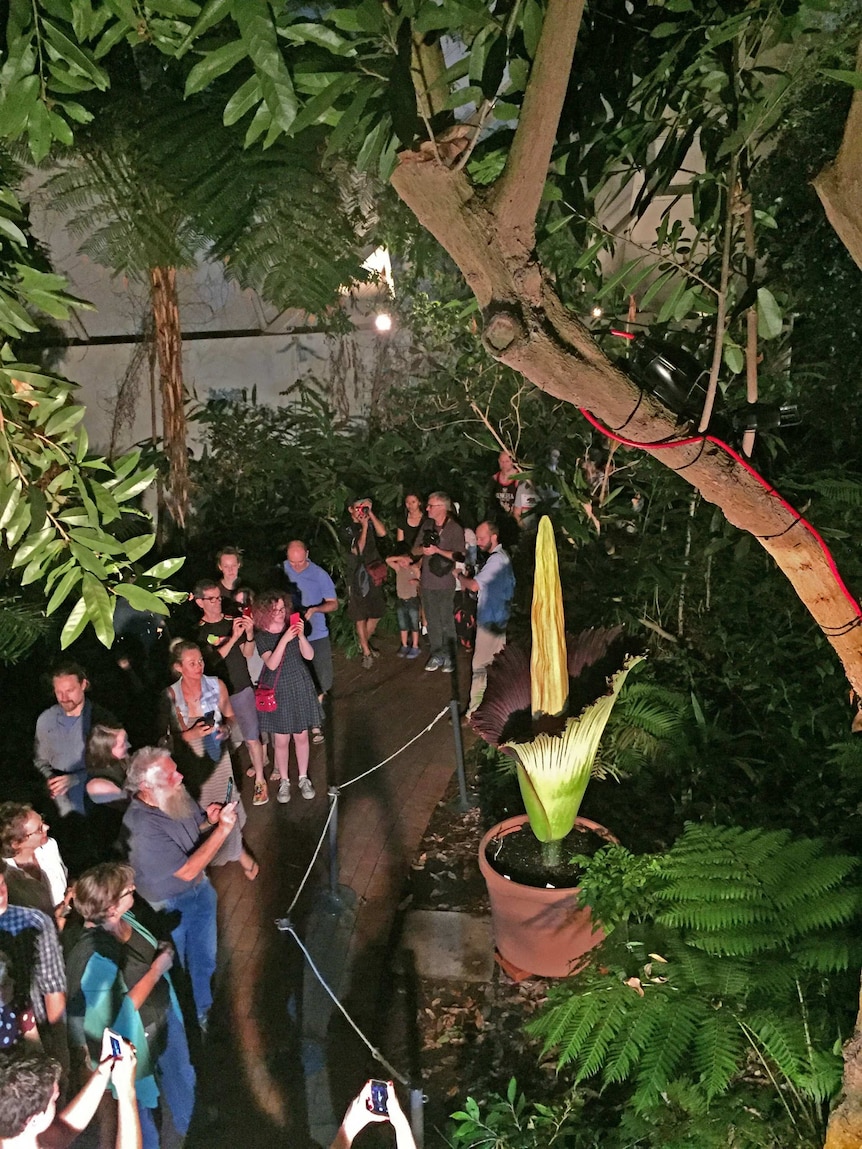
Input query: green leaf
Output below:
<box><xmin>11</xmin><ymin>526</ymin><xmax>56</xmax><ymax>569</ymax></box>
<box><xmin>0</xmin><ymin>481</ymin><xmax>21</xmax><ymax>530</ymax></box>
<box><xmin>5</xmin><ymin>499</ymin><xmax>31</xmax><ymax>547</ymax></box>
<box><xmin>44</xmin><ymin>405</ymin><xmax>86</xmax><ymax>436</ymax></box>
<box><xmin>723</xmin><ymin>339</ymin><xmax>744</xmax><ymax>374</ymax></box>
<box><xmin>223</xmin><ymin>73</ymin><xmax>263</xmax><ymax>126</ymax></box>
<box><xmin>0</xmin><ymin>74</ymin><xmax>41</xmax><ymax>139</ymax></box>
<box><xmin>60</xmin><ymin>596</ymin><xmax>89</xmax><ymax>648</ymax></box>
<box><xmin>20</xmin><ymin>541</ymin><xmax>63</xmax><ymax>586</ymax></box>
<box><xmin>81</xmin><ymin>571</ymin><xmax>115</xmax><ymax>647</ymax></box>
<box><xmin>124</xmin><ymin>533</ymin><xmax>156</xmax><ymax>562</ymax></box>
<box><xmin>325</xmin><ymin>83</ymin><xmax>372</xmax><ymax>158</ymax></box>
<box><xmin>46</xmin><ymin>567</ymin><xmax>82</xmax><ymax>615</ymax></box>
<box><xmin>279</xmin><ymin>22</ymin><xmax>355</xmax><ymax>56</ymax></box>
<box><xmin>114</xmin><ymin>582</ymin><xmax>170</xmax><ymax>615</ymax></box>
<box><xmin>184</xmin><ymin>38</ymin><xmax>247</xmax><ymax>97</ymax></box>
<box><xmin>756</xmin><ymin>287</ymin><xmax>782</xmax><ymax>340</ymax></box>
<box><xmin>69</xmin><ymin>540</ymin><xmax>110</xmax><ymax>579</ymax></box>
<box><xmin>819</xmin><ymin>68</ymin><xmax>862</xmax><ymax>90</ymax></box>
<box><xmin>0</xmin><ymin>217</ymin><xmax>27</xmax><ymax>246</ymax></box>
<box><xmin>41</xmin><ymin>19</ymin><xmax>110</xmax><ymax>89</ymax></box>
<box><xmin>177</xmin><ymin>0</ymin><xmax>231</xmax><ymax>55</ymax></box>
<box><xmin>233</xmin><ymin>0</ymin><xmax>298</xmax><ymax>134</ymax></box>
<box><xmin>141</xmin><ymin>555</ymin><xmax>185</xmax><ymax>579</ymax></box>
<box><xmin>521</xmin><ymin>0</ymin><xmax>543</xmax><ymax>58</ymax></box>
<box><xmin>288</xmin><ymin>73</ymin><xmax>355</xmax><ymax>136</ymax></box>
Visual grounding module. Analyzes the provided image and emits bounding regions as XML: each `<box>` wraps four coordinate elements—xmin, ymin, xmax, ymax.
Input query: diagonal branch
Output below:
<box><xmin>492</xmin><ymin>0</ymin><xmax>586</xmax><ymax>246</ymax></box>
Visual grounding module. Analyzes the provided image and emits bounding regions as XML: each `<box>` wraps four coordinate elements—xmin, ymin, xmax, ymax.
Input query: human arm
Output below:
<box><xmin>112</xmin><ymin>1038</ymin><xmax>143</xmax><ymax>1149</ymax></box>
<box><xmin>215</xmin><ymin>680</ymin><xmax>235</xmax><ymax>742</ymax></box>
<box><xmin>260</xmin><ymin>627</ymin><xmax>292</xmax><ymax>671</ymax></box>
<box><xmin>422</xmin><ymin>520</ymin><xmax>466</xmax><ymax>562</ymax></box>
<box><xmin>172</xmin><ymin>803</ymin><xmax>237</xmax><ymax>883</ymax></box>
<box><xmin>125</xmin><ymin>943</ymin><xmax>173</xmax><ymax>1011</ymax></box>
<box><xmin>41</xmin><ymin>1030</ymin><xmax>117</xmax><ymax>1149</ymax></box>
<box><xmin>456</xmin><ymin>572</ymin><xmax>479</xmax><ymax>594</ymax></box>
<box><xmin>304</xmin><ymin>597</ymin><xmax>338</xmax><ymax>621</ymax></box>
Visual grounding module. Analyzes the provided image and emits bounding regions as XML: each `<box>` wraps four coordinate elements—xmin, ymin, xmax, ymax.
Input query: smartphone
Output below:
<box><xmin>368</xmin><ymin>1080</ymin><xmax>389</xmax><ymax>1117</ymax></box>
<box><xmin>225</xmin><ymin>777</ymin><xmax>233</xmax><ymax>804</ymax></box>
<box><xmin>203</xmin><ymin>710</ymin><xmax>216</xmax><ymax>726</ymax></box>
<box><xmin>242</xmin><ymin>605</ymin><xmax>253</xmax><ymax>619</ymax></box>
<box><xmin>108</xmin><ymin>1031</ymin><xmax>122</xmax><ymax>1060</ymax></box>
<box><xmin>289</xmin><ymin>611</ymin><xmax>301</xmax><ymax>629</ymax></box>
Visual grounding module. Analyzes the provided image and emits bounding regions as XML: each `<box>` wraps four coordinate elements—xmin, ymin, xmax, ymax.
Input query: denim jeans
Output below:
<box><xmin>423</xmin><ymin>588</ymin><xmax>456</xmax><ymax>660</ymax></box>
<box><xmin>163</xmin><ymin>878</ymin><xmax>217</xmax><ymax>1025</ymax></box>
<box><xmin>138</xmin><ymin>1007</ymin><xmax>196</xmax><ymax>1149</ymax></box>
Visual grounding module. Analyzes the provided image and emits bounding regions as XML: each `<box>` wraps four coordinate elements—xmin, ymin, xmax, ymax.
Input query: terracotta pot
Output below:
<box><xmin>478</xmin><ymin>814</ymin><xmax>618</xmax><ymax>978</ymax></box>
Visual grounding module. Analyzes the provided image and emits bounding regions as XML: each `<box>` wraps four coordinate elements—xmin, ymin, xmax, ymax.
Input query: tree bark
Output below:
<box><xmin>150</xmin><ymin>265</ymin><xmax>189</xmax><ymax>528</ymax></box>
<box><xmin>814</xmin><ymin>41</ymin><xmax>862</xmax><ymax>273</ymax></box>
<box><xmin>390</xmin><ymin>151</ymin><xmax>862</xmax><ymax>692</ymax></box>
<box><xmin>824</xmin><ymin>974</ymin><xmax>862</xmax><ymax>1149</ymax></box>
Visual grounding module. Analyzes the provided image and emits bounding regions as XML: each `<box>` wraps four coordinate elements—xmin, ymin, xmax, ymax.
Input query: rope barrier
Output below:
<box><xmin>274</xmin><ymin>920</ymin><xmax>410</xmax><ymax>1087</ymax></box>
<box><xmin>339</xmin><ymin>706</ymin><xmax>449</xmax><ymax>790</ymax></box>
<box><xmin>273</xmin><ymin>704</ymin><xmax>455</xmax><ymax>1113</ymax></box>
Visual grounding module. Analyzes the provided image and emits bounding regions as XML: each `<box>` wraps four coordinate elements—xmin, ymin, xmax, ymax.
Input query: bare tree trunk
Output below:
<box><xmin>824</xmin><ymin>975</ymin><xmax>862</xmax><ymax>1149</ymax></box>
<box><xmin>150</xmin><ymin>265</ymin><xmax>189</xmax><ymax>529</ymax></box>
<box><xmin>814</xmin><ymin>40</ymin><xmax>862</xmax><ymax>273</ymax></box>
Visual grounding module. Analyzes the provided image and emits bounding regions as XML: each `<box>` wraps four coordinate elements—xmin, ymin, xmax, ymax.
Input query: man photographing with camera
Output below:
<box><xmin>417</xmin><ymin>493</ymin><xmax>466</xmax><ymax>674</ymax></box>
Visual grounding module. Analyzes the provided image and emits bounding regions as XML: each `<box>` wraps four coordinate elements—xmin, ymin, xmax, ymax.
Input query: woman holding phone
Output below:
<box><xmin>253</xmin><ymin>590</ymin><xmax>322</xmax><ymax>804</ymax></box>
<box><xmin>160</xmin><ymin>641</ymin><xmax>257</xmax><ymax>878</ymax></box>
<box><xmin>67</xmin><ymin>862</ymin><xmax>195</xmax><ymax>1149</ymax></box>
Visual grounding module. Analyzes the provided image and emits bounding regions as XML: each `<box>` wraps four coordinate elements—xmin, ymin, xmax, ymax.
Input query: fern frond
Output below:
<box><xmin>691</xmin><ymin>1010</ymin><xmax>745</xmax><ymax>1100</ymax></box>
<box><xmin>0</xmin><ymin>598</ymin><xmax>50</xmax><ymax>663</ymax></box>
<box><xmin>632</xmin><ymin>999</ymin><xmax>704</xmax><ymax>1112</ymax></box>
<box><xmin>601</xmin><ymin>995</ymin><xmax>670</xmax><ymax>1084</ymax></box>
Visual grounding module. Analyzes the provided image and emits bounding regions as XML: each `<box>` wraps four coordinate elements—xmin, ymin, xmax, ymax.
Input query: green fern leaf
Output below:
<box><xmin>691</xmin><ymin>1011</ymin><xmax>744</xmax><ymax>1099</ymax></box>
<box><xmin>632</xmin><ymin>999</ymin><xmax>704</xmax><ymax>1112</ymax></box>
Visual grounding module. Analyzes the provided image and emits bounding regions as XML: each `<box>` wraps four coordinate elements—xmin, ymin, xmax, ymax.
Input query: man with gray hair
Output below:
<box><xmin>121</xmin><ymin>747</ymin><xmax>238</xmax><ymax>1032</ymax></box>
<box><xmin>418</xmin><ymin>493</ymin><xmax>466</xmax><ymax>673</ymax></box>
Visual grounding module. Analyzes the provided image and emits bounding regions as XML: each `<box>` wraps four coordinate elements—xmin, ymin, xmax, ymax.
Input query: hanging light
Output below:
<box><xmin>374</xmin><ymin>313</ymin><xmax>393</xmax><ymax>332</ymax></box>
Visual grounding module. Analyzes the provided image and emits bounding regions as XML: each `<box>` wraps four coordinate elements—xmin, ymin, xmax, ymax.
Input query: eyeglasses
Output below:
<box><xmin>119</xmin><ymin>885</ymin><xmax>135</xmax><ymax>899</ymax></box>
<box><xmin>24</xmin><ymin>822</ymin><xmax>47</xmax><ymax>837</ymax></box>
<box><xmin>271</xmin><ymin>606</ymin><xmax>286</xmax><ymax>614</ymax></box>
<box><xmin>199</xmin><ymin>595</ymin><xmax>221</xmax><ymax>602</ymax></box>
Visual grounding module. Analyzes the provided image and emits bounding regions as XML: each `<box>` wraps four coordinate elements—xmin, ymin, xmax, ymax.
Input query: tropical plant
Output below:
<box><xmin>448</xmin><ymin>1077</ymin><xmax>586</xmax><ymax>1149</ymax></box>
<box><xmin>528</xmin><ymin>825</ymin><xmax>862</xmax><ymax>1142</ymax></box>
<box><xmin>471</xmin><ymin>515</ymin><xmax>642</xmax><ymax>864</ymax></box>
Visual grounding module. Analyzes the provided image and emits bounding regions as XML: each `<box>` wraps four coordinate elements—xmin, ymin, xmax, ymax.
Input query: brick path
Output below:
<box><xmin>192</xmin><ymin>638</ymin><xmax>469</xmax><ymax>1148</ymax></box>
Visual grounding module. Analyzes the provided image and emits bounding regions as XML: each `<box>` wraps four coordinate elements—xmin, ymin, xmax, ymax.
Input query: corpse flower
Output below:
<box><xmin>471</xmin><ymin>516</ymin><xmax>642</xmax><ymax>865</ymax></box>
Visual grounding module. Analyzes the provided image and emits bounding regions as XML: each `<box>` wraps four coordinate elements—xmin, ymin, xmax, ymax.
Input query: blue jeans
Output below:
<box><xmin>396</xmin><ymin>597</ymin><xmax>420</xmax><ymax>635</ymax></box>
<box><xmin>163</xmin><ymin>879</ymin><xmax>217</xmax><ymax>1025</ymax></box>
<box><xmin>138</xmin><ymin>1007</ymin><xmax>196</xmax><ymax>1149</ymax></box>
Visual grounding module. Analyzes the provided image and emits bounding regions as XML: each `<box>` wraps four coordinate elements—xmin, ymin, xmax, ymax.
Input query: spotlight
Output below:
<box><xmin>374</xmin><ymin>313</ymin><xmax>393</xmax><ymax>332</ymax></box>
<box><xmin>591</xmin><ymin>306</ymin><xmax>603</xmax><ymax>318</ymax></box>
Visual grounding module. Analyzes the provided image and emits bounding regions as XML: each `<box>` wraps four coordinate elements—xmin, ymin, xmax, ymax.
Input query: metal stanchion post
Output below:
<box><xmin>327</xmin><ymin>787</ymin><xmax>340</xmax><ymax>900</ymax></box>
<box><xmin>410</xmin><ymin>1087</ymin><xmax>425</xmax><ymax>1148</ymax></box>
<box><xmin>449</xmin><ymin>698</ymin><xmax>470</xmax><ymax>812</ymax></box>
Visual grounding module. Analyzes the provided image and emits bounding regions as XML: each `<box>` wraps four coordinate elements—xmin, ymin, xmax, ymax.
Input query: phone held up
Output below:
<box><xmin>368</xmin><ymin>1080</ymin><xmax>389</xmax><ymax>1117</ymax></box>
<box><xmin>289</xmin><ymin>611</ymin><xmax>302</xmax><ymax>630</ymax></box>
<box><xmin>108</xmin><ymin>1031</ymin><xmax>122</xmax><ymax>1060</ymax></box>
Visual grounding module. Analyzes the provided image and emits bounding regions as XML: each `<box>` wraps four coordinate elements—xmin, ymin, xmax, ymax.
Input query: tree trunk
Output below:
<box><xmin>814</xmin><ymin>41</ymin><xmax>862</xmax><ymax>273</ymax></box>
<box><xmin>824</xmin><ymin>975</ymin><xmax>862</xmax><ymax>1149</ymax></box>
<box><xmin>389</xmin><ymin>151</ymin><xmax>862</xmax><ymax>692</ymax></box>
<box><xmin>150</xmin><ymin>265</ymin><xmax>189</xmax><ymax>529</ymax></box>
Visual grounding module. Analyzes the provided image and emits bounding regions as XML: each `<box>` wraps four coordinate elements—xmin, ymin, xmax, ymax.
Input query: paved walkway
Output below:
<box><xmin>193</xmin><ymin>637</ymin><xmax>469</xmax><ymax>1148</ymax></box>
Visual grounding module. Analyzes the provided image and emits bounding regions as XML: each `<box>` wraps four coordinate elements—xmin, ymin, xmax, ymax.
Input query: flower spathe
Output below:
<box><xmin>471</xmin><ymin>515</ymin><xmax>643</xmax><ymax>846</ymax></box>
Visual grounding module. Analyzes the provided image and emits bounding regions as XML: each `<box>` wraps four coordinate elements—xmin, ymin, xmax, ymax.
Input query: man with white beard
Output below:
<box><xmin>121</xmin><ymin>747</ymin><xmax>238</xmax><ymax>1033</ymax></box>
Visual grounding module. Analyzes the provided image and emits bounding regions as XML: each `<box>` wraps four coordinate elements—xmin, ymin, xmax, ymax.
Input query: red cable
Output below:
<box><xmin>578</xmin><ymin>406</ymin><xmax>862</xmax><ymax>622</ymax></box>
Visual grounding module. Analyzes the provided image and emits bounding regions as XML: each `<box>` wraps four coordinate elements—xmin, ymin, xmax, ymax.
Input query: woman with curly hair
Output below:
<box><xmin>0</xmin><ymin>804</ymin><xmax>69</xmax><ymax>923</ymax></box>
<box><xmin>253</xmin><ymin>590</ymin><xmax>321</xmax><ymax>804</ymax></box>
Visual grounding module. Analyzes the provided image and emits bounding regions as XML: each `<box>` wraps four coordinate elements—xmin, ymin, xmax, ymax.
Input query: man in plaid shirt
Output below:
<box><xmin>0</xmin><ymin>861</ymin><xmax>65</xmax><ymax>1060</ymax></box>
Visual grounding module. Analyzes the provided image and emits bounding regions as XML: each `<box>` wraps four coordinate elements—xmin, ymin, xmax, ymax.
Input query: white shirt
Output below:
<box><xmin>7</xmin><ymin>837</ymin><xmax>68</xmax><ymax>908</ymax></box>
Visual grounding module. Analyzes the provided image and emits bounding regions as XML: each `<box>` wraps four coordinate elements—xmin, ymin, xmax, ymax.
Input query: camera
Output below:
<box><xmin>422</xmin><ymin>527</ymin><xmax>440</xmax><ymax>548</ymax></box>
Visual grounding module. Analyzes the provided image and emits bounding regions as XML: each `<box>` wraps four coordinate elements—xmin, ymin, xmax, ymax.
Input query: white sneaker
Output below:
<box><xmin>277</xmin><ymin>778</ymin><xmax>291</xmax><ymax>803</ymax></box>
<box><xmin>298</xmin><ymin>776</ymin><xmax>315</xmax><ymax>800</ymax></box>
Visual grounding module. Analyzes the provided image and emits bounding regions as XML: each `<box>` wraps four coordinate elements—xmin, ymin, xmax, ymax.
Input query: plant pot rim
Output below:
<box><xmin>478</xmin><ymin>814</ymin><xmax>618</xmax><ymax>899</ymax></box>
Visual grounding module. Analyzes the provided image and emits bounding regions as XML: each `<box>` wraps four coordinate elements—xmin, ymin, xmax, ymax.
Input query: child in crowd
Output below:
<box><xmin>386</xmin><ymin>543</ymin><xmax>422</xmax><ymax>659</ymax></box>
<box><xmin>0</xmin><ymin>952</ymin><xmax>38</xmax><ymax>1051</ymax></box>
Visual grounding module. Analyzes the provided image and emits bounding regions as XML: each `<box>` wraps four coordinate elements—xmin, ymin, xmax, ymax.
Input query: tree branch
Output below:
<box><xmin>814</xmin><ymin>39</ymin><xmax>862</xmax><ymax>272</ymax></box>
<box><xmin>492</xmin><ymin>0</ymin><xmax>586</xmax><ymax>247</ymax></box>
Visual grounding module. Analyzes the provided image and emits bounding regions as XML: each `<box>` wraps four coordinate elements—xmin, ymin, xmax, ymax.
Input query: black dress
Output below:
<box><xmin>254</xmin><ymin>631</ymin><xmax>322</xmax><ymax>735</ymax></box>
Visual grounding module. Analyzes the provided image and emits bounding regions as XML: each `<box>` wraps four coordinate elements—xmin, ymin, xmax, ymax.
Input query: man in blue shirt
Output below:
<box><xmin>283</xmin><ymin>541</ymin><xmax>338</xmax><ymax>741</ymax></box>
<box><xmin>456</xmin><ymin>522</ymin><xmax>515</xmax><ymax>715</ymax></box>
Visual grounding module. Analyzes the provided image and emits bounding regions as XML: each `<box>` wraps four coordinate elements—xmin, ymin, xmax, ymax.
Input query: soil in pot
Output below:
<box><xmin>484</xmin><ymin>821</ymin><xmax>611</xmax><ymax>889</ymax></box>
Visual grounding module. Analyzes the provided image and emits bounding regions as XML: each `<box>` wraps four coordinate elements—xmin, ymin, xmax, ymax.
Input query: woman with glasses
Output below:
<box><xmin>0</xmin><ymin>803</ymin><xmax>70</xmax><ymax>924</ymax></box>
<box><xmin>67</xmin><ymin>862</ymin><xmax>195</xmax><ymax>1149</ymax></box>
<box><xmin>253</xmin><ymin>590</ymin><xmax>322</xmax><ymax>804</ymax></box>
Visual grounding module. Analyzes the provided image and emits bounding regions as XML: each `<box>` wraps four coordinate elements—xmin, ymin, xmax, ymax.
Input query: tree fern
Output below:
<box><xmin>528</xmin><ymin>823</ymin><xmax>860</xmax><ymax>1128</ymax></box>
<box><xmin>0</xmin><ymin>597</ymin><xmax>50</xmax><ymax>663</ymax></box>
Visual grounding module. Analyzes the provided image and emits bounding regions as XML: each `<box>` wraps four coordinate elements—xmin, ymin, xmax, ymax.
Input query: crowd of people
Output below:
<box><xmin>0</xmin><ymin>452</ymin><xmax>537</xmax><ymax>1146</ymax></box>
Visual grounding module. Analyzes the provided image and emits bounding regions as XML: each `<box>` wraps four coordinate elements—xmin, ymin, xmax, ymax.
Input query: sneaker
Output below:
<box><xmin>425</xmin><ymin>656</ymin><xmax>443</xmax><ymax>672</ymax></box>
<box><xmin>442</xmin><ymin>660</ymin><xmax>454</xmax><ymax>673</ymax></box>
<box><xmin>252</xmin><ymin>780</ymin><xmax>269</xmax><ymax>806</ymax></box>
<box><xmin>397</xmin><ymin>645</ymin><xmax>410</xmax><ymax>658</ymax></box>
<box><xmin>277</xmin><ymin>778</ymin><xmax>291</xmax><ymax>803</ymax></box>
<box><xmin>311</xmin><ymin>728</ymin><xmax>325</xmax><ymax>744</ymax></box>
<box><xmin>298</xmin><ymin>775</ymin><xmax>315</xmax><ymax>800</ymax></box>
<box><xmin>406</xmin><ymin>646</ymin><xmax>421</xmax><ymax>660</ymax></box>
<box><xmin>362</xmin><ymin>653</ymin><xmax>374</xmax><ymax>670</ymax></box>
<box><xmin>368</xmin><ymin>645</ymin><xmax>380</xmax><ymax>658</ymax></box>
